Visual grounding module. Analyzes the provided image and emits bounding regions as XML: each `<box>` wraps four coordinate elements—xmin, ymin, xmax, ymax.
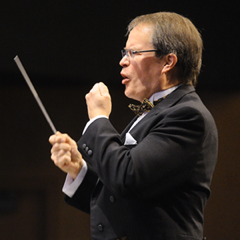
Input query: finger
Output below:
<box><xmin>49</xmin><ymin>131</ymin><xmax>62</xmax><ymax>144</ymax></box>
<box><xmin>61</xmin><ymin>134</ymin><xmax>78</xmax><ymax>148</ymax></box>
<box><xmin>98</xmin><ymin>82</ymin><xmax>109</xmax><ymax>96</ymax></box>
<box><xmin>49</xmin><ymin>132</ymin><xmax>63</xmax><ymax>145</ymax></box>
<box><xmin>50</xmin><ymin>133</ymin><xmax>75</xmax><ymax>147</ymax></box>
<box><xmin>51</xmin><ymin>145</ymin><xmax>71</xmax><ymax>162</ymax></box>
<box><xmin>52</xmin><ymin>151</ymin><xmax>71</xmax><ymax>168</ymax></box>
<box><xmin>90</xmin><ymin>83</ymin><xmax>100</xmax><ymax>94</ymax></box>
<box><xmin>51</xmin><ymin>143</ymin><xmax>71</xmax><ymax>154</ymax></box>
<box><xmin>49</xmin><ymin>134</ymin><xmax>56</xmax><ymax>144</ymax></box>
<box><xmin>53</xmin><ymin>155</ymin><xmax>71</xmax><ymax>170</ymax></box>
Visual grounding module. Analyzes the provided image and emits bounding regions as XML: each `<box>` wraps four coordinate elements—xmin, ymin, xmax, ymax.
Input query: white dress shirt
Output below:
<box><xmin>62</xmin><ymin>85</ymin><xmax>179</xmax><ymax>197</ymax></box>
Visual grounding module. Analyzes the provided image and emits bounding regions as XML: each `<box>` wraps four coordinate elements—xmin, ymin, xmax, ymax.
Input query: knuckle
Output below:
<box><xmin>50</xmin><ymin>155</ymin><xmax>55</xmax><ymax>162</ymax></box>
<box><xmin>54</xmin><ymin>160</ymin><xmax>60</xmax><ymax>167</ymax></box>
<box><xmin>60</xmin><ymin>143</ymin><xmax>70</xmax><ymax>151</ymax></box>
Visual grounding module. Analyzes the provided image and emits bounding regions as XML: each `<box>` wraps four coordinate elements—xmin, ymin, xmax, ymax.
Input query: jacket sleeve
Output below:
<box><xmin>77</xmin><ymin>105</ymin><xmax>205</xmax><ymax>199</ymax></box>
<box><xmin>65</xmin><ymin>164</ymin><xmax>98</xmax><ymax>213</ymax></box>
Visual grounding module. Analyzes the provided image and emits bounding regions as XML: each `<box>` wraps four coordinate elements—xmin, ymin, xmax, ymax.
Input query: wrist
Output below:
<box><xmin>69</xmin><ymin>161</ymin><xmax>82</xmax><ymax>180</ymax></box>
<box><xmin>68</xmin><ymin>159</ymin><xmax>86</xmax><ymax>180</ymax></box>
<box><xmin>69</xmin><ymin>168</ymin><xmax>81</xmax><ymax>180</ymax></box>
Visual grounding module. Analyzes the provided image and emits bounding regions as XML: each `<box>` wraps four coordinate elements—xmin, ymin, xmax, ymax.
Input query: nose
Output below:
<box><xmin>119</xmin><ymin>55</ymin><xmax>130</xmax><ymax>67</ymax></box>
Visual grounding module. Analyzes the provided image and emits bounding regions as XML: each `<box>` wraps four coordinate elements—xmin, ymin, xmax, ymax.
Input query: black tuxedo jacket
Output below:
<box><xmin>65</xmin><ymin>85</ymin><xmax>218</xmax><ymax>240</ymax></box>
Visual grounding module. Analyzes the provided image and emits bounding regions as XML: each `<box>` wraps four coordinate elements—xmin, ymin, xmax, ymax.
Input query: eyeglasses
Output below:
<box><xmin>121</xmin><ymin>49</ymin><xmax>157</xmax><ymax>60</ymax></box>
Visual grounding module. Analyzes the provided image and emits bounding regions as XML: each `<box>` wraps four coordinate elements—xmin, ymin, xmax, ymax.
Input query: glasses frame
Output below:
<box><xmin>121</xmin><ymin>49</ymin><xmax>157</xmax><ymax>60</ymax></box>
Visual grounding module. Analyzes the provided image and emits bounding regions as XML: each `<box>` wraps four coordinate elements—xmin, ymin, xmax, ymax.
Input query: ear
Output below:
<box><xmin>161</xmin><ymin>53</ymin><xmax>178</xmax><ymax>74</ymax></box>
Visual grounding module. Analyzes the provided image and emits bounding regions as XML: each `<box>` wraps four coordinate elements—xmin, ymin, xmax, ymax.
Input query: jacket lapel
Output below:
<box><xmin>121</xmin><ymin>84</ymin><xmax>196</xmax><ymax>143</ymax></box>
<box><xmin>149</xmin><ymin>84</ymin><xmax>195</xmax><ymax>115</ymax></box>
<box><xmin>120</xmin><ymin>115</ymin><xmax>138</xmax><ymax>141</ymax></box>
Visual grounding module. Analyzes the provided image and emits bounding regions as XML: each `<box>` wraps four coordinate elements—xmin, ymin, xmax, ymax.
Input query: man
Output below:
<box><xmin>49</xmin><ymin>12</ymin><xmax>218</xmax><ymax>240</ymax></box>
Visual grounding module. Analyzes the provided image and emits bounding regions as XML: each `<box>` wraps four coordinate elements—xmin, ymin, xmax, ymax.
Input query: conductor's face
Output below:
<box><xmin>120</xmin><ymin>24</ymin><xmax>165</xmax><ymax>102</ymax></box>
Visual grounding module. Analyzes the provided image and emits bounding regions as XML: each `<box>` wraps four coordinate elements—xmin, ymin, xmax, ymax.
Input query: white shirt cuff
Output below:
<box><xmin>82</xmin><ymin>115</ymin><xmax>108</xmax><ymax>134</ymax></box>
<box><xmin>62</xmin><ymin>160</ymin><xmax>88</xmax><ymax>198</ymax></box>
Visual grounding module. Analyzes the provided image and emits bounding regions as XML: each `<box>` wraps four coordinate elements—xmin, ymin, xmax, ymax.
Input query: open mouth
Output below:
<box><xmin>121</xmin><ymin>72</ymin><xmax>130</xmax><ymax>84</ymax></box>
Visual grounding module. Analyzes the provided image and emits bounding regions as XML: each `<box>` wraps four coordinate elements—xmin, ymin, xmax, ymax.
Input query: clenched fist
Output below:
<box><xmin>49</xmin><ymin>132</ymin><xmax>83</xmax><ymax>179</ymax></box>
<box><xmin>85</xmin><ymin>82</ymin><xmax>112</xmax><ymax>119</ymax></box>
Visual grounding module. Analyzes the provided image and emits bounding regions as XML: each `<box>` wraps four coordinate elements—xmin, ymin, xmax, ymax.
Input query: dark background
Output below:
<box><xmin>1</xmin><ymin>0</ymin><xmax>239</xmax><ymax>89</ymax></box>
<box><xmin>0</xmin><ymin>1</ymin><xmax>239</xmax><ymax>239</ymax></box>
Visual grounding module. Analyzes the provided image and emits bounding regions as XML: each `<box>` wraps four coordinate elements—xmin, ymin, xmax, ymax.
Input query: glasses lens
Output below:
<box><xmin>121</xmin><ymin>49</ymin><xmax>132</xmax><ymax>60</ymax></box>
<box><xmin>128</xmin><ymin>50</ymin><xmax>134</xmax><ymax>59</ymax></box>
<box><xmin>121</xmin><ymin>49</ymin><xmax>126</xmax><ymax>58</ymax></box>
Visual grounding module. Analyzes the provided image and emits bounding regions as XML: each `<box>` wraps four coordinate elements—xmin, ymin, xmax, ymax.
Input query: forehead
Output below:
<box><xmin>126</xmin><ymin>24</ymin><xmax>154</xmax><ymax>49</ymax></box>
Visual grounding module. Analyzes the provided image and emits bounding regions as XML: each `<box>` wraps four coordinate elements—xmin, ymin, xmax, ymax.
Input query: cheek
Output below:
<box><xmin>124</xmin><ymin>79</ymin><xmax>145</xmax><ymax>101</ymax></box>
<box><xmin>126</xmin><ymin>60</ymin><xmax>159</xmax><ymax>99</ymax></box>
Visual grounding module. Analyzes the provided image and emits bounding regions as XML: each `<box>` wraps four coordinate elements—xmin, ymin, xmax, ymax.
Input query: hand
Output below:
<box><xmin>85</xmin><ymin>82</ymin><xmax>112</xmax><ymax>119</ymax></box>
<box><xmin>49</xmin><ymin>132</ymin><xmax>83</xmax><ymax>180</ymax></box>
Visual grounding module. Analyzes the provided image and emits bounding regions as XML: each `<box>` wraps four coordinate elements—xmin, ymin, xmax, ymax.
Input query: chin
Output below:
<box><xmin>124</xmin><ymin>90</ymin><xmax>133</xmax><ymax>100</ymax></box>
<box><xmin>124</xmin><ymin>90</ymin><xmax>131</xmax><ymax>99</ymax></box>
<box><xmin>125</xmin><ymin>92</ymin><xmax>140</xmax><ymax>102</ymax></box>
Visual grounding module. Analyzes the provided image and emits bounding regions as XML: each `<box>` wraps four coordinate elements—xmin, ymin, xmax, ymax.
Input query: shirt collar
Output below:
<box><xmin>148</xmin><ymin>84</ymin><xmax>180</xmax><ymax>103</ymax></box>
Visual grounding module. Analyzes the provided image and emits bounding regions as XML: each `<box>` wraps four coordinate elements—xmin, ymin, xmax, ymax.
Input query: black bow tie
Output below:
<box><xmin>129</xmin><ymin>97</ymin><xmax>164</xmax><ymax>116</ymax></box>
